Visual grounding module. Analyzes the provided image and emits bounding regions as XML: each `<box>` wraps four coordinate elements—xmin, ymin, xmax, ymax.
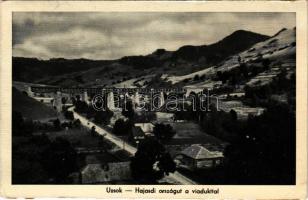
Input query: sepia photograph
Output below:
<box><xmin>0</xmin><ymin>1</ymin><xmax>307</xmax><ymax>199</ymax></box>
<box><xmin>11</xmin><ymin>11</ymin><xmax>297</xmax><ymax>185</ymax></box>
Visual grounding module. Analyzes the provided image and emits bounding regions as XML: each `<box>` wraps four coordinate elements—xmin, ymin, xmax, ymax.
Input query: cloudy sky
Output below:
<box><xmin>13</xmin><ymin>12</ymin><xmax>295</xmax><ymax>60</ymax></box>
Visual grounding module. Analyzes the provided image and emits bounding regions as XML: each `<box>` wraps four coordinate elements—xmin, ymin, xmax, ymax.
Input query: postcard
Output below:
<box><xmin>0</xmin><ymin>1</ymin><xmax>307</xmax><ymax>199</ymax></box>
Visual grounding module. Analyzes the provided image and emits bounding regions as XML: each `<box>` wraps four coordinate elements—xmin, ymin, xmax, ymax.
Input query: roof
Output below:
<box><xmin>156</xmin><ymin>112</ymin><xmax>175</xmax><ymax>119</ymax></box>
<box><xmin>181</xmin><ymin>144</ymin><xmax>223</xmax><ymax>160</ymax></box>
<box><xmin>81</xmin><ymin>161</ymin><xmax>131</xmax><ymax>183</ymax></box>
<box><xmin>132</xmin><ymin>126</ymin><xmax>145</xmax><ymax>137</ymax></box>
<box><xmin>134</xmin><ymin>123</ymin><xmax>154</xmax><ymax>133</ymax></box>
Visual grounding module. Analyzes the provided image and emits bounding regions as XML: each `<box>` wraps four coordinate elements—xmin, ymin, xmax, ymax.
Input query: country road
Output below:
<box><xmin>68</xmin><ymin>107</ymin><xmax>197</xmax><ymax>185</ymax></box>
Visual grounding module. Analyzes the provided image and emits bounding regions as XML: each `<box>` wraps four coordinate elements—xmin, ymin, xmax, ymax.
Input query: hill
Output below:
<box><xmin>172</xmin><ymin>30</ymin><xmax>269</xmax><ymax>62</ymax></box>
<box><xmin>13</xmin><ymin>57</ymin><xmax>113</xmax><ymax>83</ymax></box>
<box><xmin>118</xmin><ymin>30</ymin><xmax>269</xmax><ymax>73</ymax></box>
<box><xmin>12</xmin><ymin>87</ymin><xmax>58</xmax><ymax>121</ymax></box>
<box><xmin>165</xmin><ymin>27</ymin><xmax>295</xmax><ymax>95</ymax></box>
<box><xmin>12</xmin><ymin>29</ymin><xmax>269</xmax><ymax>87</ymax></box>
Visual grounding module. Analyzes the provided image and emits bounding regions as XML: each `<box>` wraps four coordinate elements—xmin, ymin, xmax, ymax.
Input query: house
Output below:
<box><xmin>219</xmin><ymin>100</ymin><xmax>244</xmax><ymax>112</ymax></box>
<box><xmin>231</xmin><ymin>107</ymin><xmax>265</xmax><ymax>119</ymax></box>
<box><xmin>175</xmin><ymin>144</ymin><xmax>224</xmax><ymax>170</ymax></box>
<box><xmin>219</xmin><ymin>100</ymin><xmax>265</xmax><ymax>119</ymax></box>
<box><xmin>80</xmin><ymin>161</ymin><xmax>131</xmax><ymax>184</ymax></box>
<box><xmin>155</xmin><ymin>112</ymin><xmax>175</xmax><ymax>122</ymax></box>
<box><xmin>219</xmin><ymin>92</ymin><xmax>245</xmax><ymax>99</ymax></box>
<box><xmin>33</xmin><ymin>96</ymin><xmax>54</xmax><ymax>105</ymax></box>
<box><xmin>131</xmin><ymin>126</ymin><xmax>146</xmax><ymax>144</ymax></box>
<box><xmin>134</xmin><ymin>123</ymin><xmax>155</xmax><ymax>136</ymax></box>
<box><xmin>131</xmin><ymin>123</ymin><xmax>156</xmax><ymax>144</ymax></box>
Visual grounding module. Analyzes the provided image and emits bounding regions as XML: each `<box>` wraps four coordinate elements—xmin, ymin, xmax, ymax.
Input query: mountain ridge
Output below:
<box><xmin>13</xmin><ymin>29</ymin><xmax>270</xmax><ymax>86</ymax></box>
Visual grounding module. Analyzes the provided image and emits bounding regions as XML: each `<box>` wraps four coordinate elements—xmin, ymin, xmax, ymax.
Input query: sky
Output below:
<box><xmin>13</xmin><ymin>12</ymin><xmax>295</xmax><ymax>60</ymax></box>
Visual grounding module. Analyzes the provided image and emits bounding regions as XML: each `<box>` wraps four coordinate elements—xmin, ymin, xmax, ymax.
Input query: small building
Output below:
<box><xmin>232</xmin><ymin>107</ymin><xmax>265</xmax><ymax>119</ymax></box>
<box><xmin>219</xmin><ymin>100</ymin><xmax>265</xmax><ymax>120</ymax></box>
<box><xmin>131</xmin><ymin>123</ymin><xmax>156</xmax><ymax>144</ymax></box>
<box><xmin>155</xmin><ymin>112</ymin><xmax>175</xmax><ymax>122</ymax></box>
<box><xmin>220</xmin><ymin>100</ymin><xmax>244</xmax><ymax>112</ymax></box>
<box><xmin>175</xmin><ymin>144</ymin><xmax>224</xmax><ymax>171</ymax></box>
<box><xmin>33</xmin><ymin>97</ymin><xmax>54</xmax><ymax>105</ymax></box>
<box><xmin>134</xmin><ymin>123</ymin><xmax>155</xmax><ymax>136</ymax></box>
<box><xmin>219</xmin><ymin>92</ymin><xmax>245</xmax><ymax>99</ymax></box>
<box><xmin>131</xmin><ymin>126</ymin><xmax>146</xmax><ymax>144</ymax></box>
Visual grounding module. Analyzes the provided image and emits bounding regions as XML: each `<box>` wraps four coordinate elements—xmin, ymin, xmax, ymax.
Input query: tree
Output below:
<box><xmin>130</xmin><ymin>138</ymin><xmax>176</xmax><ymax>183</ymax></box>
<box><xmin>223</xmin><ymin>103</ymin><xmax>295</xmax><ymax>184</ymax></box>
<box><xmin>193</xmin><ymin>74</ymin><xmax>200</xmax><ymax>81</ymax></box>
<box><xmin>153</xmin><ymin>123</ymin><xmax>176</xmax><ymax>141</ymax></box>
<box><xmin>61</xmin><ymin>97</ymin><xmax>67</xmax><ymax>105</ymax></box>
<box><xmin>183</xmin><ymin>78</ymin><xmax>190</xmax><ymax>83</ymax></box>
<box><xmin>122</xmin><ymin>100</ymin><xmax>135</xmax><ymax>120</ymax></box>
<box><xmin>134</xmin><ymin>111</ymin><xmax>157</xmax><ymax>123</ymax></box>
<box><xmin>262</xmin><ymin>59</ymin><xmax>271</xmax><ymax>70</ymax></box>
<box><xmin>200</xmin><ymin>74</ymin><xmax>206</xmax><ymax>80</ymax></box>
<box><xmin>64</xmin><ymin>111</ymin><xmax>74</xmax><ymax>120</ymax></box>
<box><xmin>90</xmin><ymin>126</ymin><xmax>97</xmax><ymax>136</ymax></box>
<box><xmin>113</xmin><ymin>119</ymin><xmax>132</xmax><ymax>135</ymax></box>
<box><xmin>239</xmin><ymin>63</ymin><xmax>248</xmax><ymax>78</ymax></box>
<box><xmin>12</xmin><ymin>134</ymin><xmax>51</xmax><ymax>184</ymax></box>
<box><xmin>93</xmin><ymin>109</ymin><xmax>113</xmax><ymax>125</ymax></box>
<box><xmin>71</xmin><ymin>97</ymin><xmax>76</xmax><ymax>105</ymax></box>
<box><xmin>12</xmin><ymin>111</ymin><xmax>24</xmax><ymax>136</ymax></box>
<box><xmin>53</xmin><ymin>118</ymin><xmax>61</xmax><ymax>131</ymax></box>
<box><xmin>73</xmin><ymin>119</ymin><xmax>81</xmax><ymax>128</ymax></box>
<box><xmin>77</xmin><ymin>100</ymin><xmax>89</xmax><ymax>114</ymax></box>
<box><xmin>237</xmin><ymin>55</ymin><xmax>241</xmax><ymax>64</ymax></box>
<box><xmin>42</xmin><ymin>137</ymin><xmax>77</xmax><ymax>183</ymax></box>
<box><xmin>230</xmin><ymin>109</ymin><xmax>238</xmax><ymax>121</ymax></box>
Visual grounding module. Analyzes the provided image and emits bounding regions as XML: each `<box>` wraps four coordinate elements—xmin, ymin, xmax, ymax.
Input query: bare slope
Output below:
<box><xmin>12</xmin><ymin>87</ymin><xmax>58</xmax><ymax>120</ymax></box>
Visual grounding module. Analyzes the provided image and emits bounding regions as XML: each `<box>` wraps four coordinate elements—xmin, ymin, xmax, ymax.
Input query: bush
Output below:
<box><xmin>183</xmin><ymin>78</ymin><xmax>190</xmax><ymax>83</ymax></box>
<box><xmin>93</xmin><ymin>109</ymin><xmax>113</xmax><ymax>125</ymax></box>
<box><xmin>122</xmin><ymin>101</ymin><xmax>135</xmax><ymax>120</ymax></box>
<box><xmin>53</xmin><ymin>118</ymin><xmax>61</xmax><ymax>131</ymax></box>
<box><xmin>73</xmin><ymin>119</ymin><xmax>81</xmax><ymax>128</ymax></box>
<box><xmin>130</xmin><ymin>138</ymin><xmax>176</xmax><ymax>183</ymax></box>
<box><xmin>64</xmin><ymin>111</ymin><xmax>74</xmax><ymax>120</ymax></box>
<box><xmin>223</xmin><ymin>103</ymin><xmax>295</xmax><ymax>184</ymax></box>
<box><xmin>153</xmin><ymin>123</ymin><xmax>176</xmax><ymax>141</ymax></box>
<box><xmin>193</xmin><ymin>74</ymin><xmax>200</xmax><ymax>81</ymax></box>
<box><xmin>113</xmin><ymin>119</ymin><xmax>132</xmax><ymax>136</ymax></box>
<box><xmin>262</xmin><ymin>59</ymin><xmax>271</xmax><ymax>70</ymax></box>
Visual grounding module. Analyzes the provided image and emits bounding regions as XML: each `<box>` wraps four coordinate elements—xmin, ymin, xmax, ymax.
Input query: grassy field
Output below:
<box><xmin>168</xmin><ymin>122</ymin><xmax>208</xmax><ymax>138</ymax></box>
<box><xmin>12</xmin><ymin>87</ymin><xmax>58</xmax><ymax>121</ymax></box>
<box><xmin>42</xmin><ymin>127</ymin><xmax>109</xmax><ymax>148</ymax></box>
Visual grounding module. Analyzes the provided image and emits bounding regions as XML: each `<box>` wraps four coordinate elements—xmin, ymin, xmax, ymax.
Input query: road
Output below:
<box><xmin>68</xmin><ymin>107</ymin><xmax>197</xmax><ymax>185</ymax></box>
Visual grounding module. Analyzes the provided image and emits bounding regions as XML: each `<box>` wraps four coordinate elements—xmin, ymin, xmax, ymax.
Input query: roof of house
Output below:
<box><xmin>134</xmin><ymin>123</ymin><xmax>154</xmax><ymax>133</ymax></box>
<box><xmin>81</xmin><ymin>161</ymin><xmax>131</xmax><ymax>184</ymax></box>
<box><xmin>132</xmin><ymin>126</ymin><xmax>145</xmax><ymax>137</ymax></box>
<box><xmin>181</xmin><ymin>144</ymin><xmax>223</xmax><ymax>160</ymax></box>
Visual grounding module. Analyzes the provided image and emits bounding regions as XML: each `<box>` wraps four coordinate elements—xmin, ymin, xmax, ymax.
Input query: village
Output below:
<box><xmin>11</xmin><ymin>78</ymin><xmax>270</xmax><ymax>184</ymax></box>
<box><xmin>11</xmin><ymin>12</ymin><xmax>296</xmax><ymax>184</ymax></box>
